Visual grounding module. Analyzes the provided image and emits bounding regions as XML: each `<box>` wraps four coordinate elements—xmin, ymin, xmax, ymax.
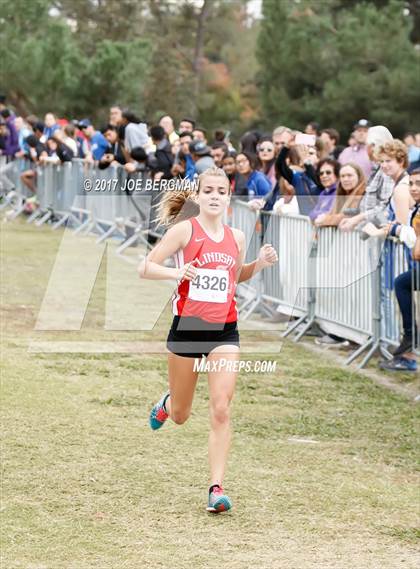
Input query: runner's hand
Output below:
<box><xmin>258</xmin><ymin>243</ymin><xmax>278</xmax><ymax>267</ymax></box>
<box><xmin>177</xmin><ymin>261</ymin><xmax>198</xmax><ymax>282</ymax></box>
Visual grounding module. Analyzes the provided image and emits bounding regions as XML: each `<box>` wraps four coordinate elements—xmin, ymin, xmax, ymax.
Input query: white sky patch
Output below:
<box><xmin>247</xmin><ymin>0</ymin><xmax>262</xmax><ymax>19</ymax></box>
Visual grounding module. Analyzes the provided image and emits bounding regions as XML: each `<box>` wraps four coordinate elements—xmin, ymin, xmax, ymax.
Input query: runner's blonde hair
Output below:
<box><xmin>156</xmin><ymin>167</ymin><xmax>229</xmax><ymax>226</ymax></box>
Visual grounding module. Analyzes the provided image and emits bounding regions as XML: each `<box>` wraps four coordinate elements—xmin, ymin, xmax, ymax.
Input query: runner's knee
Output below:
<box><xmin>210</xmin><ymin>399</ymin><xmax>231</xmax><ymax>425</ymax></box>
<box><xmin>171</xmin><ymin>409</ymin><xmax>190</xmax><ymax>425</ymax></box>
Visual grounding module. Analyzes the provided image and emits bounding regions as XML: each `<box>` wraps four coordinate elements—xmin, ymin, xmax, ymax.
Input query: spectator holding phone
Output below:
<box><xmin>276</xmin><ymin>133</ymin><xmax>321</xmax><ymax>215</ymax></box>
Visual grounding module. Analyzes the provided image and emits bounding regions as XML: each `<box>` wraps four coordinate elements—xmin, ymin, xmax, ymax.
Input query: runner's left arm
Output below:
<box><xmin>236</xmin><ymin>234</ymin><xmax>278</xmax><ymax>283</ymax></box>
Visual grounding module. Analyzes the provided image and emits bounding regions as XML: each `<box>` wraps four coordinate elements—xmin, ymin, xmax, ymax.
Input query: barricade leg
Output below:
<box><xmin>345</xmin><ymin>240</ymin><xmax>382</xmax><ymax>368</ymax></box>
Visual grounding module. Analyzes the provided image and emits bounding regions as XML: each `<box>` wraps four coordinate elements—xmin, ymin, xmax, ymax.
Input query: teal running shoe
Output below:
<box><xmin>206</xmin><ymin>485</ymin><xmax>232</xmax><ymax>513</ymax></box>
<box><xmin>149</xmin><ymin>392</ymin><xmax>170</xmax><ymax>430</ymax></box>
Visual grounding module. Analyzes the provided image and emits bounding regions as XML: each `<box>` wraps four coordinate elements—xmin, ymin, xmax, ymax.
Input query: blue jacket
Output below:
<box><xmin>247</xmin><ymin>170</ymin><xmax>272</xmax><ymax>197</ymax></box>
<box><xmin>185</xmin><ymin>155</ymin><xmax>196</xmax><ymax>180</ymax></box>
<box><xmin>43</xmin><ymin>124</ymin><xmax>60</xmax><ymax>140</ymax></box>
<box><xmin>90</xmin><ymin>131</ymin><xmax>110</xmax><ymax>161</ymax></box>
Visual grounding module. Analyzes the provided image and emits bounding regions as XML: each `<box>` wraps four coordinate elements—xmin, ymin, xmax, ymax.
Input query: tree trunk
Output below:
<box><xmin>191</xmin><ymin>0</ymin><xmax>211</xmax><ymax>116</ymax></box>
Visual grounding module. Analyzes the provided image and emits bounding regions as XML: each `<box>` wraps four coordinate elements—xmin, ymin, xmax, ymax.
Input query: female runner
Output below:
<box><xmin>138</xmin><ymin>167</ymin><xmax>278</xmax><ymax>513</ymax></box>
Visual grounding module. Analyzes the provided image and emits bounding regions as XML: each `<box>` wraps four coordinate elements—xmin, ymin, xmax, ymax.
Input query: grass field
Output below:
<box><xmin>1</xmin><ymin>219</ymin><xmax>419</xmax><ymax>569</ymax></box>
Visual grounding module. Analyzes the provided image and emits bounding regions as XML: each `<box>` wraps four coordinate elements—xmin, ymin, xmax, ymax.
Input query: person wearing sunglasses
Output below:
<box><xmin>256</xmin><ymin>137</ymin><xmax>276</xmax><ymax>187</ymax></box>
<box><xmin>309</xmin><ymin>159</ymin><xmax>340</xmax><ymax>222</ymax></box>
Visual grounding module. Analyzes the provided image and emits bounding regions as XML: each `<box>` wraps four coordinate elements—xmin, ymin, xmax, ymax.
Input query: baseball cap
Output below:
<box><xmin>33</xmin><ymin>121</ymin><xmax>45</xmax><ymax>132</ymax></box>
<box><xmin>78</xmin><ymin>118</ymin><xmax>92</xmax><ymax>129</ymax></box>
<box><xmin>189</xmin><ymin>139</ymin><xmax>211</xmax><ymax>156</ymax></box>
<box><xmin>353</xmin><ymin>119</ymin><xmax>372</xmax><ymax>129</ymax></box>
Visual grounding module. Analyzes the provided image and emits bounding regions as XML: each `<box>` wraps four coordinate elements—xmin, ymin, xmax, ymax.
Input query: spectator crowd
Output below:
<box><xmin>0</xmin><ymin>94</ymin><xmax>419</xmax><ymax>372</ymax></box>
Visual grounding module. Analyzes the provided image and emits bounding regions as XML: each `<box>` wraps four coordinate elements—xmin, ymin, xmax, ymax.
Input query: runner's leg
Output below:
<box><xmin>206</xmin><ymin>346</ymin><xmax>240</xmax><ymax>486</ymax></box>
<box><xmin>166</xmin><ymin>352</ymin><xmax>199</xmax><ymax>425</ymax></box>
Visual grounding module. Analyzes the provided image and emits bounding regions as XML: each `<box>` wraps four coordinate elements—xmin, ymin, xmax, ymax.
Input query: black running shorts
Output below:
<box><xmin>167</xmin><ymin>316</ymin><xmax>240</xmax><ymax>359</ymax></box>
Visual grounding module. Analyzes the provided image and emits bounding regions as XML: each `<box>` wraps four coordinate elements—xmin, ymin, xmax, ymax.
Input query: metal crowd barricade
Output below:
<box><xmin>28</xmin><ymin>161</ymin><xmax>59</xmax><ymax>225</ymax></box>
<box><xmin>115</xmin><ymin>173</ymin><xmax>165</xmax><ymax>254</ymax></box>
<box><xmin>263</xmin><ymin>213</ymin><xmax>313</xmax><ymax>335</ymax></box>
<box><xmin>3</xmin><ymin>158</ymin><xmax>418</xmax><ymax>367</ymax></box>
<box><xmin>229</xmin><ymin>198</ymin><xmax>261</xmax><ymax>319</ymax></box>
<box><xmin>314</xmin><ymin>227</ymin><xmax>376</xmax><ymax>346</ymax></box>
<box><xmin>77</xmin><ymin>162</ymin><xmax>115</xmax><ymax>236</ymax></box>
<box><xmin>54</xmin><ymin>161</ymin><xmax>80</xmax><ymax>218</ymax></box>
<box><xmin>259</xmin><ymin>211</ymin><xmax>281</xmax><ymax>303</ymax></box>
<box><xmin>53</xmin><ymin>159</ymin><xmax>87</xmax><ymax>230</ymax></box>
<box><xmin>71</xmin><ymin>162</ymin><xmax>124</xmax><ymax>238</ymax></box>
<box><xmin>0</xmin><ymin>158</ymin><xmax>34</xmax><ymax>218</ymax></box>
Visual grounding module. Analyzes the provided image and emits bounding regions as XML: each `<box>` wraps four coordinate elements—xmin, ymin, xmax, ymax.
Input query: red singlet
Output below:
<box><xmin>171</xmin><ymin>217</ymin><xmax>239</xmax><ymax>323</ymax></box>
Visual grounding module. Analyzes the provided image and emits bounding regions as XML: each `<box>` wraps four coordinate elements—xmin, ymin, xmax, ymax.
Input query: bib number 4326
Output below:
<box><xmin>188</xmin><ymin>268</ymin><xmax>229</xmax><ymax>303</ymax></box>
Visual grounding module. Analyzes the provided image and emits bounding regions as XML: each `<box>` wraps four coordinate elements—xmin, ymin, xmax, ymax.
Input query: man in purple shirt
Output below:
<box><xmin>0</xmin><ymin>109</ymin><xmax>19</xmax><ymax>158</ymax></box>
<box><xmin>339</xmin><ymin>119</ymin><xmax>373</xmax><ymax>179</ymax></box>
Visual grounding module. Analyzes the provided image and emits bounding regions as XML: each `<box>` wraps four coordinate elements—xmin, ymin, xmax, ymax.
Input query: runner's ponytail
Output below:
<box><xmin>156</xmin><ymin>167</ymin><xmax>229</xmax><ymax>226</ymax></box>
<box><xmin>156</xmin><ymin>187</ymin><xmax>200</xmax><ymax>226</ymax></box>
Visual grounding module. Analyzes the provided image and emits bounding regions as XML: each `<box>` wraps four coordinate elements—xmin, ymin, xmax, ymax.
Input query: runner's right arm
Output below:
<box><xmin>138</xmin><ymin>221</ymin><xmax>196</xmax><ymax>281</ymax></box>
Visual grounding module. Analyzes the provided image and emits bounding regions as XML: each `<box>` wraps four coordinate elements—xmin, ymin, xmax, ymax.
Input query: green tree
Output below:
<box><xmin>0</xmin><ymin>0</ymin><xmax>151</xmax><ymax>121</ymax></box>
<box><xmin>143</xmin><ymin>0</ymin><xmax>260</xmax><ymax>137</ymax></box>
<box><xmin>257</xmin><ymin>0</ymin><xmax>420</xmax><ymax>137</ymax></box>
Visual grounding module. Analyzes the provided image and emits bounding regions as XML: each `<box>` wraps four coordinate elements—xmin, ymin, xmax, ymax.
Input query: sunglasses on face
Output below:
<box><xmin>258</xmin><ymin>146</ymin><xmax>273</xmax><ymax>152</ymax></box>
<box><xmin>320</xmin><ymin>170</ymin><xmax>333</xmax><ymax>176</ymax></box>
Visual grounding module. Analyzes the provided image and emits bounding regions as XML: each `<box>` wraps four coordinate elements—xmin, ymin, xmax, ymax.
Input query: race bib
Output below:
<box><xmin>188</xmin><ymin>268</ymin><xmax>229</xmax><ymax>303</ymax></box>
